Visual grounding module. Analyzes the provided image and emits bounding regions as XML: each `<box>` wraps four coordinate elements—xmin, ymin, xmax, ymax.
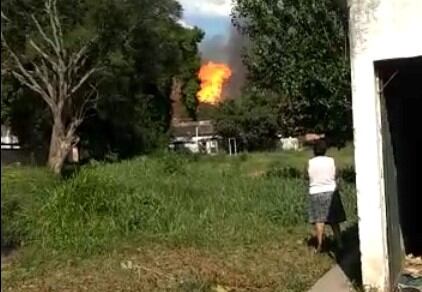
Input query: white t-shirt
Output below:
<box><xmin>308</xmin><ymin>156</ymin><xmax>337</xmax><ymax>194</ymax></box>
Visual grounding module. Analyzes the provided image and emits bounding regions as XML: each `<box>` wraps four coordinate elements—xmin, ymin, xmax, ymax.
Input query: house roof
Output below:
<box><xmin>170</xmin><ymin>120</ymin><xmax>216</xmax><ymax>138</ymax></box>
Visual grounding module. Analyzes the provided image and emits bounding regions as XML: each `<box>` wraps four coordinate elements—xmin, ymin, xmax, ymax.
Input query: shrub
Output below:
<box><xmin>266</xmin><ymin>163</ymin><xmax>303</xmax><ymax>179</ymax></box>
<box><xmin>337</xmin><ymin>166</ymin><xmax>356</xmax><ymax>183</ymax></box>
<box><xmin>159</xmin><ymin>153</ymin><xmax>188</xmax><ymax>175</ymax></box>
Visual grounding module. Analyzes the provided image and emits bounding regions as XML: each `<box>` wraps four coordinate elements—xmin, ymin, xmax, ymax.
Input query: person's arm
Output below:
<box><xmin>334</xmin><ymin>159</ymin><xmax>340</xmax><ymax>191</ymax></box>
<box><xmin>303</xmin><ymin>161</ymin><xmax>309</xmax><ymax>181</ymax></box>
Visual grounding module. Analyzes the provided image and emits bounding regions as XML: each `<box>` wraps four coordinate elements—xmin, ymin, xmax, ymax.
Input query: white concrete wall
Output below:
<box><xmin>348</xmin><ymin>0</ymin><xmax>422</xmax><ymax>291</ymax></box>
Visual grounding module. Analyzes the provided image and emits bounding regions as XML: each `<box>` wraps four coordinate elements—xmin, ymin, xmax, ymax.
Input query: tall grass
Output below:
<box><xmin>1</xmin><ymin>167</ymin><xmax>57</xmax><ymax>248</ymax></box>
<box><xmin>2</xmin><ymin>151</ymin><xmax>357</xmax><ymax>256</ymax></box>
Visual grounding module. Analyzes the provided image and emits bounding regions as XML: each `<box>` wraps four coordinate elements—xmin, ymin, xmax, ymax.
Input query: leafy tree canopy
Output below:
<box><xmin>232</xmin><ymin>0</ymin><xmax>352</xmax><ymax>145</ymax></box>
<box><xmin>2</xmin><ymin>0</ymin><xmax>204</xmax><ymax>160</ymax></box>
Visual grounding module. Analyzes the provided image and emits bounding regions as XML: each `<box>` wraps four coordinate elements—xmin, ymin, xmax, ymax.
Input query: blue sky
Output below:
<box><xmin>178</xmin><ymin>0</ymin><xmax>232</xmax><ymax>40</ymax></box>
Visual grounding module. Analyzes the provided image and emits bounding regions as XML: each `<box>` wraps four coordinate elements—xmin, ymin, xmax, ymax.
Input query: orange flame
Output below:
<box><xmin>197</xmin><ymin>61</ymin><xmax>232</xmax><ymax>105</ymax></box>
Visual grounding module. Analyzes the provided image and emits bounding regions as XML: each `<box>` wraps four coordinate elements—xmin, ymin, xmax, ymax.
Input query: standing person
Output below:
<box><xmin>307</xmin><ymin>139</ymin><xmax>346</xmax><ymax>253</ymax></box>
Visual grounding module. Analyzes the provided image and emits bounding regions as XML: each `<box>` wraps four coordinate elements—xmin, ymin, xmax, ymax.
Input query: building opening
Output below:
<box><xmin>376</xmin><ymin>56</ymin><xmax>422</xmax><ymax>256</ymax></box>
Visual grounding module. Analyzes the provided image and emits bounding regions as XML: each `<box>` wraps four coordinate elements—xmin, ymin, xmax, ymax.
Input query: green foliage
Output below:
<box><xmin>232</xmin><ymin>0</ymin><xmax>352</xmax><ymax>144</ymax></box>
<box><xmin>182</xmin><ymin>78</ymin><xmax>201</xmax><ymax>119</ymax></box>
<box><xmin>266</xmin><ymin>164</ymin><xmax>303</xmax><ymax>179</ymax></box>
<box><xmin>214</xmin><ymin>91</ymin><xmax>279</xmax><ymax>151</ymax></box>
<box><xmin>1</xmin><ymin>0</ymin><xmax>203</xmax><ymax>159</ymax></box>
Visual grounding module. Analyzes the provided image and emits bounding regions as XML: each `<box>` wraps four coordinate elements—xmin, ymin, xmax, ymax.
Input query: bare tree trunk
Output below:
<box><xmin>2</xmin><ymin>0</ymin><xmax>100</xmax><ymax>175</ymax></box>
<box><xmin>170</xmin><ymin>77</ymin><xmax>185</xmax><ymax>124</ymax></box>
<box><xmin>47</xmin><ymin>121</ymin><xmax>71</xmax><ymax>175</ymax></box>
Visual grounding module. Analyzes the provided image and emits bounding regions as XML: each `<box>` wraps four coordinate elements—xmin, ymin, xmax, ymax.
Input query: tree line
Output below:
<box><xmin>2</xmin><ymin>0</ymin><xmax>353</xmax><ymax>173</ymax></box>
<box><xmin>215</xmin><ymin>0</ymin><xmax>352</xmax><ymax>151</ymax></box>
<box><xmin>1</xmin><ymin>0</ymin><xmax>203</xmax><ymax>173</ymax></box>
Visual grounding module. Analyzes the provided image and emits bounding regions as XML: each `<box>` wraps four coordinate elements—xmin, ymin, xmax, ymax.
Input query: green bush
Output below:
<box><xmin>159</xmin><ymin>153</ymin><xmax>188</xmax><ymax>175</ymax></box>
<box><xmin>266</xmin><ymin>165</ymin><xmax>303</xmax><ymax>179</ymax></box>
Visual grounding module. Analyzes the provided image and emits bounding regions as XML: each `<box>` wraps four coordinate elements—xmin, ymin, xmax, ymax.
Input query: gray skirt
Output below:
<box><xmin>308</xmin><ymin>191</ymin><xmax>346</xmax><ymax>224</ymax></box>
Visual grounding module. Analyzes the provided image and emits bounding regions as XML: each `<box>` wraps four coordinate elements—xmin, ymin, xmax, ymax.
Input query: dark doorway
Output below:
<box><xmin>376</xmin><ymin>56</ymin><xmax>422</xmax><ymax>256</ymax></box>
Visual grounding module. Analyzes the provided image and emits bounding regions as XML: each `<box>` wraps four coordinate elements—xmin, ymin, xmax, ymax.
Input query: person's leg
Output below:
<box><xmin>331</xmin><ymin>223</ymin><xmax>343</xmax><ymax>250</ymax></box>
<box><xmin>314</xmin><ymin>222</ymin><xmax>325</xmax><ymax>252</ymax></box>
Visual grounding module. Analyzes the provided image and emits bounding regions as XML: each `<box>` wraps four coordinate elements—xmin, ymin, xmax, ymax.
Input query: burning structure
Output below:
<box><xmin>197</xmin><ymin>61</ymin><xmax>232</xmax><ymax>105</ymax></box>
<box><xmin>169</xmin><ymin>61</ymin><xmax>232</xmax><ymax>154</ymax></box>
<box><xmin>169</xmin><ymin>120</ymin><xmax>219</xmax><ymax>154</ymax></box>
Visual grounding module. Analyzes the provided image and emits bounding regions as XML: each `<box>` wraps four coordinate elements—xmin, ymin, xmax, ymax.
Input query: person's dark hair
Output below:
<box><xmin>313</xmin><ymin>139</ymin><xmax>327</xmax><ymax>156</ymax></box>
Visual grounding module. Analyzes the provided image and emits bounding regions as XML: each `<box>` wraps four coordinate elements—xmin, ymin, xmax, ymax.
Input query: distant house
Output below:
<box><xmin>1</xmin><ymin>125</ymin><xmax>20</xmax><ymax>149</ymax></box>
<box><xmin>1</xmin><ymin>125</ymin><xmax>50</xmax><ymax>166</ymax></box>
<box><xmin>169</xmin><ymin>120</ymin><xmax>220</xmax><ymax>154</ymax></box>
<box><xmin>1</xmin><ymin>125</ymin><xmax>27</xmax><ymax>166</ymax></box>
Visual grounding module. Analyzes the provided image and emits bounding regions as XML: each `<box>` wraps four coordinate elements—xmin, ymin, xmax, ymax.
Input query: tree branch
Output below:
<box><xmin>1</xmin><ymin>10</ymin><xmax>10</xmax><ymax>21</ymax></box>
<box><xmin>70</xmin><ymin>67</ymin><xmax>99</xmax><ymax>96</ymax></box>
<box><xmin>51</xmin><ymin>0</ymin><xmax>65</xmax><ymax>56</ymax></box>
<box><xmin>29</xmin><ymin>39</ymin><xmax>58</xmax><ymax>70</ymax></box>
<box><xmin>65</xmin><ymin>85</ymin><xmax>98</xmax><ymax>145</ymax></box>
<box><xmin>4</xmin><ymin>0</ymin><xmax>100</xmax><ymax>158</ymax></box>
<box><xmin>31</xmin><ymin>15</ymin><xmax>60</xmax><ymax>57</ymax></box>
<box><xmin>76</xmin><ymin>84</ymin><xmax>99</xmax><ymax>121</ymax></box>
<box><xmin>2</xmin><ymin>32</ymin><xmax>55</xmax><ymax>108</ymax></box>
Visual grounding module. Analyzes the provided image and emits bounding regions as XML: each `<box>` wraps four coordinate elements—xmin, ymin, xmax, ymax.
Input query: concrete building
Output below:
<box><xmin>169</xmin><ymin>120</ymin><xmax>220</xmax><ymax>154</ymax></box>
<box><xmin>348</xmin><ymin>0</ymin><xmax>422</xmax><ymax>291</ymax></box>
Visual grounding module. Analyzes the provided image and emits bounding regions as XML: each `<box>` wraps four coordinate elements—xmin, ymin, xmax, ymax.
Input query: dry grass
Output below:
<box><xmin>2</xmin><ymin>232</ymin><xmax>332</xmax><ymax>291</ymax></box>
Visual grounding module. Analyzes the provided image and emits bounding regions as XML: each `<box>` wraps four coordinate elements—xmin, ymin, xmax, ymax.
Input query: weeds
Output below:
<box><xmin>2</xmin><ymin>151</ymin><xmax>356</xmax><ymax>256</ymax></box>
<box><xmin>1</xmin><ymin>167</ymin><xmax>57</xmax><ymax>248</ymax></box>
<box><xmin>2</xmin><ymin>151</ymin><xmax>357</xmax><ymax>291</ymax></box>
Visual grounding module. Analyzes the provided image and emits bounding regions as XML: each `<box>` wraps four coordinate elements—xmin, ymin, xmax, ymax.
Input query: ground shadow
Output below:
<box><xmin>1</xmin><ymin>245</ymin><xmax>18</xmax><ymax>265</ymax></box>
<box><xmin>306</xmin><ymin>223</ymin><xmax>363</xmax><ymax>289</ymax></box>
<box><xmin>335</xmin><ymin>224</ymin><xmax>362</xmax><ymax>289</ymax></box>
<box><xmin>61</xmin><ymin>162</ymin><xmax>82</xmax><ymax>179</ymax></box>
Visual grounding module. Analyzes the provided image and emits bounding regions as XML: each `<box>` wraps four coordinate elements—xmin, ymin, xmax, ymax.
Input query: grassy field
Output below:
<box><xmin>1</xmin><ymin>149</ymin><xmax>356</xmax><ymax>291</ymax></box>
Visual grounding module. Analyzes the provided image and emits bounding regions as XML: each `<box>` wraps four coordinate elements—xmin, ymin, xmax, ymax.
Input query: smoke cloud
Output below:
<box><xmin>225</xmin><ymin>25</ymin><xmax>247</xmax><ymax>99</ymax></box>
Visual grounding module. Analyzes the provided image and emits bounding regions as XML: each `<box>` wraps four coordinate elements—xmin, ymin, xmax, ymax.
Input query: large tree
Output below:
<box><xmin>2</xmin><ymin>0</ymin><xmax>204</xmax><ymax>167</ymax></box>
<box><xmin>2</xmin><ymin>0</ymin><xmax>101</xmax><ymax>174</ymax></box>
<box><xmin>78</xmin><ymin>1</ymin><xmax>204</xmax><ymax>159</ymax></box>
<box><xmin>232</xmin><ymin>0</ymin><xmax>352</xmax><ymax>144</ymax></box>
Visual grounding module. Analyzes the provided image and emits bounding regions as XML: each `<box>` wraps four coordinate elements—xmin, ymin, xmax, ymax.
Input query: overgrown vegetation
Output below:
<box><xmin>2</xmin><ymin>150</ymin><xmax>356</xmax><ymax>290</ymax></box>
<box><xmin>1</xmin><ymin>167</ymin><xmax>57</xmax><ymax>249</ymax></box>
